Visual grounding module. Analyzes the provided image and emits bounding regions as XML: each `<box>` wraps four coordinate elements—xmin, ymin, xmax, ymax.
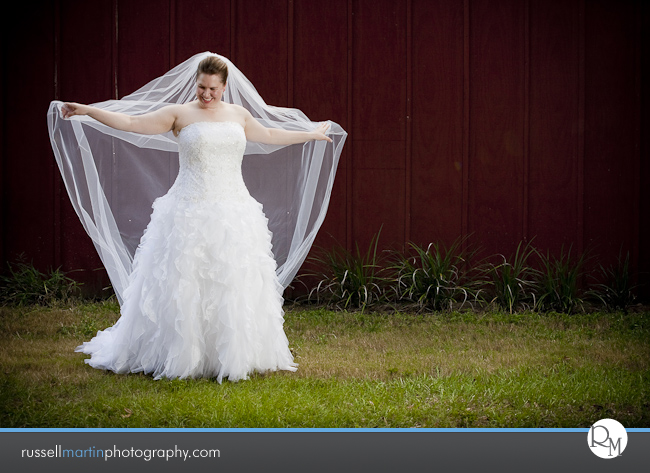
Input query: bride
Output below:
<box><xmin>52</xmin><ymin>54</ymin><xmax>340</xmax><ymax>383</ymax></box>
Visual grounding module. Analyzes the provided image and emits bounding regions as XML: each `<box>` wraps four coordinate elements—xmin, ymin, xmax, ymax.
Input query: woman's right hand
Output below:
<box><xmin>61</xmin><ymin>102</ymin><xmax>89</xmax><ymax>119</ymax></box>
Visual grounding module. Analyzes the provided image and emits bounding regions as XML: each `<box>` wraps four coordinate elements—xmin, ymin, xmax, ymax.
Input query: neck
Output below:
<box><xmin>198</xmin><ymin>100</ymin><xmax>224</xmax><ymax>111</ymax></box>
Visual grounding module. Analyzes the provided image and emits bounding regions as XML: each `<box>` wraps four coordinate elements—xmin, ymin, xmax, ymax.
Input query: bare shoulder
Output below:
<box><xmin>170</xmin><ymin>103</ymin><xmax>200</xmax><ymax>135</ymax></box>
<box><xmin>226</xmin><ymin>103</ymin><xmax>251</xmax><ymax>119</ymax></box>
<box><xmin>170</xmin><ymin>102</ymin><xmax>196</xmax><ymax>119</ymax></box>
<box><xmin>148</xmin><ymin>103</ymin><xmax>186</xmax><ymax>126</ymax></box>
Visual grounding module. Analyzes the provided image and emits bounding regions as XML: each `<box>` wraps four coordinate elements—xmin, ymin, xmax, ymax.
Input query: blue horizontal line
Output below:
<box><xmin>6</xmin><ymin>428</ymin><xmax>649</xmax><ymax>433</ymax></box>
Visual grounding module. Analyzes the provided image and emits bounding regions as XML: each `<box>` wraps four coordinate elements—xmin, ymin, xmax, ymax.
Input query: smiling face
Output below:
<box><xmin>196</xmin><ymin>73</ymin><xmax>226</xmax><ymax>109</ymax></box>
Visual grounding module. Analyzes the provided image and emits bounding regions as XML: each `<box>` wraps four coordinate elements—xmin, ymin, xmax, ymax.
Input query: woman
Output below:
<box><xmin>53</xmin><ymin>55</ymin><xmax>341</xmax><ymax>382</ymax></box>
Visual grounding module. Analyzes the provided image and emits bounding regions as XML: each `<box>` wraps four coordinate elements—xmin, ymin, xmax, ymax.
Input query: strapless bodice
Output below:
<box><xmin>167</xmin><ymin>121</ymin><xmax>249</xmax><ymax>202</ymax></box>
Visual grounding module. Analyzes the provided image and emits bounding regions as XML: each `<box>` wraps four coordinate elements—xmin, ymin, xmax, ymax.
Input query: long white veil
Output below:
<box><xmin>47</xmin><ymin>52</ymin><xmax>347</xmax><ymax>304</ymax></box>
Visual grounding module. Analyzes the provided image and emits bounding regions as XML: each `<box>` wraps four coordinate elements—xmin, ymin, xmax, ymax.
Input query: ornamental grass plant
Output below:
<box><xmin>535</xmin><ymin>246</ymin><xmax>589</xmax><ymax>315</ymax></box>
<box><xmin>586</xmin><ymin>250</ymin><xmax>637</xmax><ymax>314</ymax></box>
<box><xmin>0</xmin><ymin>254</ymin><xmax>81</xmax><ymax>307</ymax></box>
<box><xmin>303</xmin><ymin>229</ymin><xmax>389</xmax><ymax>311</ymax></box>
<box><xmin>484</xmin><ymin>239</ymin><xmax>540</xmax><ymax>314</ymax></box>
<box><xmin>391</xmin><ymin>237</ymin><xmax>483</xmax><ymax>312</ymax></box>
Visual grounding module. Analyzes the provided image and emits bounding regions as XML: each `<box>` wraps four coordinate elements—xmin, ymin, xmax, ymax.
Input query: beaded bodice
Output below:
<box><xmin>169</xmin><ymin>121</ymin><xmax>249</xmax><ymax>202</ymax></box>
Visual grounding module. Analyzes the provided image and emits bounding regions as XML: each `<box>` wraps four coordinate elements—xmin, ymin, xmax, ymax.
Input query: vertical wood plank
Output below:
<box><xmin>462</xmin><ymin>0</ymin><xmax>470</xmax><ymax>245</ymax></box>
<box><xmin>117</xmin><ymin>0</ymin><xmax>170</xmax><ymax>97</ymax></box>
<box><xmin>347</xmin><ymin>0</ymin><xmax>354</xmax><ymax>250</ymax></box>
<box><xmin>293</xmin><ymin>0</ymin><xmax>349</xmax><ymax>249</ymax></box>
<box><xmin>410</xmin><ymin>0</ymin><xmax>464</xmax><ymax>247</ymax></box>
<box><xmin>584</xmin><ymin>0</ymin><xmax>640</xmax><ymax>267</ymax></box>
<box><xmin>287</xmin><ymin>0</ymin><xmax>294</xmax><ymax>108</ymax></box>
<box><xmin>528</xmin><ymin>0</ymin><xmax>581</xmax><ymax>254</ymax></box>
<box><xmin>2</xmin><ymin>1</ymin><xmax>57</xmax><ymax>270</ymax></box>
<box><xmin>404</xmin><ymin>0</ymin><xmax>412</xmax><ymax>244</ymax></box>
<box><xmin>352</xmin><ymin>0</ymin><xmax>407</xmax><ymax>248</ymax></box>
<box><xmin>234</xmin><ymin>0</ymin><xmax>289</xmax><ymax>107</ymax></box>
<box><xmin>174</xmin><ymin>0</ymin><xmax>231</xmax><ymax>65</ymax></box>
<box><xmin>522</xmin><ymin>0</ymin><xmax>530</xmax><ymax>241</ymax></box>
<box><xmin>56</xmin><ymin>0</ymin><xmax>114</xmax><ymax>289</ymax></box>
<box><xmin>53</xmin><ymin>0</ymin><xmax>62</xmax><ymax>269</ymax></box>
<box><xmin>577</xmin><ymin>0</ymin><xmax>586</xmax><ymax>259</ymax></box>
<box><xmin>468</xmin><ymin>0</ymin><xmax>526</xmax><ymax>258</ymax></box>
<box><xmin>639</xmin><ymin>0</ymin><xmax>650</xmax><ymax>295</ymax></box>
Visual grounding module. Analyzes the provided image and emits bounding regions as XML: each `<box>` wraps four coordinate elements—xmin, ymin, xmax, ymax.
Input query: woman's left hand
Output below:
<box><xmin>313</xmin><ymin>122</ymin><xmax>333</xmax><ymax>143</ymax></box>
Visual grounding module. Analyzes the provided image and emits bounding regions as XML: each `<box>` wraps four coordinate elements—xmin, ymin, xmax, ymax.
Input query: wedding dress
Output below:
<box><xmin>48</xmin><ymin>52</ymin><xmax>347</xmax><ymax>382</ymax></box>
<box><xmin>76</xmin><ymin>121</ymin><xmax>296</xmax><ymax>382</ymax></box>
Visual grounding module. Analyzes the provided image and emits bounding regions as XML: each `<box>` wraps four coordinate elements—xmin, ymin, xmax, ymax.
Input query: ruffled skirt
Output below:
<box><xmin>75</xmin><ymin>193</ymin><xmax>297</xmax><ymax>382</ymax></box>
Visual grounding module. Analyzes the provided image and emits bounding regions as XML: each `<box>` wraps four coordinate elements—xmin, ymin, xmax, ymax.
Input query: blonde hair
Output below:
<box><xmin>196</xmin><ymin>56</ymin><xmax>228</xmax><ymax>83</ymax></box>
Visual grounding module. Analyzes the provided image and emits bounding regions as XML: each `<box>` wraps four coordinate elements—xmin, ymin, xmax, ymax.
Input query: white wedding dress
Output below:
<box><xmin>75</xmin><ymin>121</ymin><xmax>297</xmax><ymax>383</ymax></box>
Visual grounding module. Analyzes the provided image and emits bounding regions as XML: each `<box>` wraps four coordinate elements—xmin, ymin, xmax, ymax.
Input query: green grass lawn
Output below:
<box><xmin>1</xmin><ymin>301</ymin><xmax>648</xmax><ymax>428</ymax></box>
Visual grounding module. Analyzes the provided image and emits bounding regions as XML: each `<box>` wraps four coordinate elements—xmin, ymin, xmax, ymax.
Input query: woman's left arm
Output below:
<box><xmin>243</xmin><ymin>109</ymin><xmax>332</xmax><ymax>145</ymax></box>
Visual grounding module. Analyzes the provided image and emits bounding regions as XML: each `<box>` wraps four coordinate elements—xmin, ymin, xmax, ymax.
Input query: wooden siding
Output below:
<box><xmin>0</xmin><ymin>0</ymin><xmax>646</xmax><ymax>297</ymax></box>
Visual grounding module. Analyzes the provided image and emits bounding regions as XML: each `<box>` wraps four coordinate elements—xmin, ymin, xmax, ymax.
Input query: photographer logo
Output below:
<box><xmin>588</xmin><ymin>418</ymin><xmax>627</xmax><ymax>459</ymax></box>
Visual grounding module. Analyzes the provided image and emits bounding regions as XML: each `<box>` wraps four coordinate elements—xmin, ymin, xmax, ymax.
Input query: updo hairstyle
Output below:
<box><xmin>196</xmin><ymin>56</ymin><xmax>228</xmax><ymax>83</ymax></box>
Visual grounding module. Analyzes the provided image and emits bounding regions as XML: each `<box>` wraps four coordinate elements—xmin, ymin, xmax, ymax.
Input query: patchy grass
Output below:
<box><xmin>0</xmin><ymin>302</ymin><xmax>648</xmax><ymax>428</ymax></box>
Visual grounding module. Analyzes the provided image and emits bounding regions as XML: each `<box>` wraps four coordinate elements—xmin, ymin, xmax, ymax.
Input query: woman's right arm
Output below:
<box><xmin>61</xmin><ymin>102</ymin><xmax>178</xmax><ymax>135</ymax></box>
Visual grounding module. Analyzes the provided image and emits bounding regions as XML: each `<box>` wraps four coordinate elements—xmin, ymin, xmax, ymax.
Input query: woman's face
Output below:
<box><xmin>196</xmin><ymin>73</ymin><xmax>226</xmax><ymax>109</ymax></box>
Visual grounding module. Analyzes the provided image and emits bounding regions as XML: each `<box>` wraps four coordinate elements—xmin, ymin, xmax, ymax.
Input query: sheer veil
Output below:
<box><xmin>47</xmin><ymin>52</ymin><xmax>347</xmax><ymax>304</ymax></box>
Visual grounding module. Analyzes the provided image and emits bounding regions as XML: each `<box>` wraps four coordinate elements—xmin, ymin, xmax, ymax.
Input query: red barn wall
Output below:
<box><xmin>1</xmin><ymin>0</ymin><xmax>646</xmax><ymax>298</ymax></box>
